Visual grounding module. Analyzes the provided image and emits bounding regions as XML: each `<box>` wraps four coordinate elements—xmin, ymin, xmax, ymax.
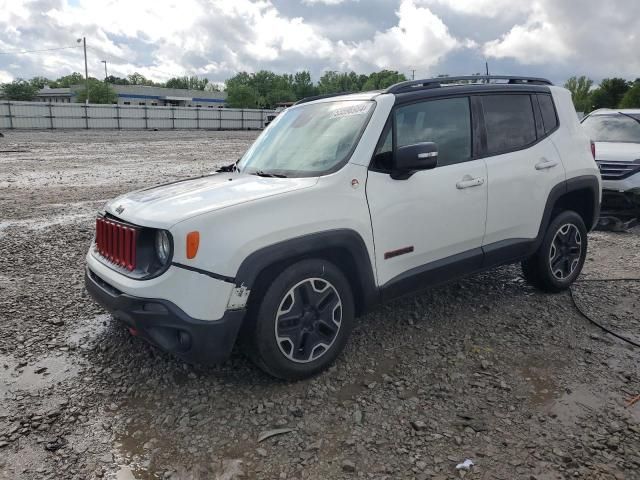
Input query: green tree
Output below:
<box><xmin>226</xmin><ymin>84</ymin><xmax>259</xmax><ymax>108</ymax></box>
<box><xmin>317</xmin><ymin>71</ymin><xmax>366</xmax><ymax>94</ymax></box>
<box><xmin>225</xmin><ymin>71</ymin><xmax>296</xmax><ymax>108</ymax></box>
<box><xmin>1</xmin><ymin>79</ymin><xmax>39</xmax><ymax>100</ymax></box>
<box><xmin>619</xmin><ymin>80</ymin><xmax>640</xmax><ymax>108</ymax></box>
<box><xmin>55</xmin><ymin>72</ymin><xmax>85</xmax><ymax>88</ymax></box>
<box><xmin>204</xmin><ymin>82</ymin><xmax>221</xmax><ymax>92</ymax></box>
<box><xmin>165</xmin><ymin>75</ymin><xmax>210</xmax><ymax>90</ymax></box>
<box><xmin>564</xmin><ymin>76</ymin><xmax>594</xmax><ymax>113</ymax></box>
<box><xmin>29</xmin><ymin>76</ymin><xmax>53</xmax><ymax>89</ymax></box>
<box><xmin>76</xmin><ymin>80</ymin><xmax>117</xmax><ymax>104</ymax></box>
<box><xmin>293</xmin><ymin>71</ymin><xmax>316</xmax><ymax>99</ymax></box>
<box><xmin>106</xmin><ymin>75</ymin><xmax>130</xmax><ymax>85</ymax></box>
<box><xmin>127</xmin><ymin>72</ymin><xmax>156</xmax><ymax>86</ymax></box>
<box><xmin>590</xmin><ymin>78</ymin><xmax>630</xmax><ymax>110</ymax></box>
<box><xmin>361</xmin><ymin>70</ymin><xmax>407</xmax><ymax>90</ymax></box>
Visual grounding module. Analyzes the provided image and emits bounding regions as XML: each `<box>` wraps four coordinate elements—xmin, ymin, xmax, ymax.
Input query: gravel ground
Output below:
<box><xmin>0</xmin><ymin>130</ymin><xmax>639</xmax><ymax>480</ymax></box>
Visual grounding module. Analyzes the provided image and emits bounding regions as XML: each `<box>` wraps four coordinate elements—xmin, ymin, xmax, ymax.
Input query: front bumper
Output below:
<box><xmin>85</xmin><ymin>268</ymin><xmax>245</xmax><ymax>365</ymax></box>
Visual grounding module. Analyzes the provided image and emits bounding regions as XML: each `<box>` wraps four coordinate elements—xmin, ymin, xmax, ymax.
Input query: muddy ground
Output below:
<box><xmin>0</xmin><ymin>130</ymin><xmax>639</xmax><ymax>480</ymax></box>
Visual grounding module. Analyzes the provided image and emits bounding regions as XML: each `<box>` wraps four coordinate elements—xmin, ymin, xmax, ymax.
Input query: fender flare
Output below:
<box><xmin>537</xmin><ymin>175</ymin><xmax>601</xmax><ymax>245</ymax></box>
<box><xmin>234</xmin><ymin>229</ymin><xmax>379</xmax><ymax>313</ymax></box>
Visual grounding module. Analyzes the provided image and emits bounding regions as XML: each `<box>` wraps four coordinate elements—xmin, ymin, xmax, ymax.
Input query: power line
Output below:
<box><xmin>0</xmin><ymin>45</ymin><xmax>83</xmax><ymax>56</ymax></box>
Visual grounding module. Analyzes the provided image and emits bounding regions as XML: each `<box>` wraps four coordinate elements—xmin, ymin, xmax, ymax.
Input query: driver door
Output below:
<box><xmin>366</xmin><ymin>96</ymin><xmax>488</xmax><ymax>295</ymax></box>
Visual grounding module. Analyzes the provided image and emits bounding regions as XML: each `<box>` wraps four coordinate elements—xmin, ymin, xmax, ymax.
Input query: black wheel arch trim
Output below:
<box><xmin>171</xmin><ymin>262</ymin><xmax>235</xmax><ymax>284</ymax></box>
<box><xmin>234</xmin><ymin>229</ymin><xmax>379</xmax><ymax>314</ymax></box>
<box><xmin>539</xmin><ymin>175</ymin><xmax>601</xmax><ymax>237</ymax></box>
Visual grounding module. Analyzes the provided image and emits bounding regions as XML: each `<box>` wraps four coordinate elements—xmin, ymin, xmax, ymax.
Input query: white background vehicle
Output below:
<box><xmin>86</xmin><ymin>76</ymin><xmax>601</xmax><ymax>379</ymax></box>
<box><xmin>581</xmin><ymin>109</ymin><xmax>640</xmax><ymax>229</ymax></box>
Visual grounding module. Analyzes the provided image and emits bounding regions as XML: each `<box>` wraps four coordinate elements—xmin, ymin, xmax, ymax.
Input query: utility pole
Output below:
<box><xmin>101</xmin><ymin>60</ymin><xmax>108</xmax><ymax>82</ymax></box>
<box><xmin>485</xmin><ymin>60</ymin><xmax>489</xmax><ymax>76</ymax></box>
<box><xmin>77</xmin><ymin>37</ymin><xmax>89</xmax><ymax>103</ymax></box>
<box><xmin>410</xmin><ymin>69</ymin><xmax>416</xmax><ymax>80</ymax></box>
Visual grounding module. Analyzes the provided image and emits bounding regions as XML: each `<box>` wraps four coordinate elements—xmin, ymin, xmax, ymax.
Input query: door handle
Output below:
<box><xmin>535</xmin><ymin>159</ymin><xmax>559</xmax><ymax>170</ymax></box>
<box><xmin>456</xmin><ymin>176</ymin><xmax>485</xmax><ymax>189</ymax></box>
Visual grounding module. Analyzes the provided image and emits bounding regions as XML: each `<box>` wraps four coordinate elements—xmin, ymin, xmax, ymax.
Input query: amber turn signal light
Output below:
<box><xmin>186</xmin><ymin>231</ymin><xmax>200</xmax><ymax>259</ymax></box>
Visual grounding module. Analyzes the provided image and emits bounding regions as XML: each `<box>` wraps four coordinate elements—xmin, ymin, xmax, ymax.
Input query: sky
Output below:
<box><xmin>0</xmin><ymin>0</ymin><xmax>639</xmax><ymax>86</ymax></box>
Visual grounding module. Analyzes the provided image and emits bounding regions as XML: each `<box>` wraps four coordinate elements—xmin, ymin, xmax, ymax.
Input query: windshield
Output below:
<box><xmin>581</xmin><ymin>113</ymin><xmax>640</xmax><ymax>143</ymax></box>
<box><xmin>238</xmin><ymin>100</ymin><xmax>375</xmax><ymax>177</ymax></box>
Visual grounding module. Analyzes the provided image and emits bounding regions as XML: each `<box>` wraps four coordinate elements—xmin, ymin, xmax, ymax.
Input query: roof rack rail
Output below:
<box><xmin>294</xmin><ymin>91</ymin><xmax>354</xmax><ymax>106</ymax></box>
<box><xmin>385</xmin><ymin>75</ymin><xmax>553</xmax><ymax>94</ymax></box>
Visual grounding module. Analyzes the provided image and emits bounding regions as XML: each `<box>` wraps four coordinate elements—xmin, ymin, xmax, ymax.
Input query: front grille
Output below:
<box><xmin>95</xmin><ymin>217</ymin><xmax>139</xmax><ymax>271</ymax></box>
<box><xmin>597</xmin><ymin>159</ymin><xmax>640</xmax><ymax>180</ymax></box>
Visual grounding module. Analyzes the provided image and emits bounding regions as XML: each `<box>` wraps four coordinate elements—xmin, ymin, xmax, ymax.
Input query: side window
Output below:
<box><xmin>395</xmin><ymin>97</ymin><xmax>471</xmax><ymax>167</ymax></box>
<box><xmin>371</xmin><ymin>122</ymin><xmax>393</xmax><ymax>171</ymax></box>
<box><xmin>481</xmin><ymin>95</ymin><xmax>536</xmax><ymax>155</ymax></box>
<box><xmin>537</xmin><ymin>94</ymin><xmax>559</xmax><ymax>133</ymax></box>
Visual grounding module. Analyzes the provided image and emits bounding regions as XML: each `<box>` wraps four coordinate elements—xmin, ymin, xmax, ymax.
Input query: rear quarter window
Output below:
<box><xmin>537</xmin><ymin>94</ymin><xmax>559</xmax><ymax>133</ymax></box>
<box><xmin>481</xmin><ymin>94</ymin><xmax>537</xmax><ymax>155</ymax></box>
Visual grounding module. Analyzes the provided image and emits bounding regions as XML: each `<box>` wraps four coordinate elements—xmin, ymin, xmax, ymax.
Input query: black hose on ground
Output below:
<box><xmin>570</xmin><ymin>278</ymin><xmax>640</xmax><ymax>349</ymax></box>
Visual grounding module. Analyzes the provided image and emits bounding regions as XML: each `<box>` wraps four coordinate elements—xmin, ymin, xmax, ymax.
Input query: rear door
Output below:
<box><xmin>366</xmin><ymin>96</ymin><xmax>488</xmax><ymax>290</ymax></box>
<box><xmin>480</xmin><ymin>93</ymin><xmax>565</xmax><ymax>254</ymax></box>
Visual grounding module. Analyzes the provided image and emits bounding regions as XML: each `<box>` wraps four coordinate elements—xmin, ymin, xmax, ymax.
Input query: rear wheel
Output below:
<box><xmin>522</xmin><ymin>210</ymin><xmax>587</xmax><ymax>292</ymax></box>
<box><xmin>243</xmin><ymin>259</ymin><xmax>355</xmax><ymax>380</ymax></box>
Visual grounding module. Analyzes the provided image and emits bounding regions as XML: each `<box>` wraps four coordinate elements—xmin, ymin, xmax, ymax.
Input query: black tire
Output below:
<box><xmin>242</xmin><ymin>259</ymin><xmax>355</xmax><ymax>380</ymax></box>
<box><xmin>522</xmin><ymin>210</ymin><xmax>588</xmax><ymax>293</ymax></box>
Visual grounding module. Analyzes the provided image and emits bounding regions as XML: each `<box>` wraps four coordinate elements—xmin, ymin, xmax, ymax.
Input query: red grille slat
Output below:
<box><xmin>98</xmin><ymin>219</ymin><xmax>104</xmax><ymax>255</ymax></box>
<box><xmin>94</xmin><ymin>217</ymin><xmax>139</xmax><ymax>271</ymax></box>
<box><xmin>130</xmin><ymin>229</ymin><xmax>137</xmax><ymax>271</ymax></box>
<box><xmin>118</xmin><ymin>227</ymin><xmax>125</xmax><ymax>266</ymax></box>
<box><xmin>111</xmin><ymin>222</ymin><xmax>117</xmax><ymax>262</ymax></box>
<box><xmin>124</xmin><ymin>228</ymin><xmax>131</xmax><ymax>269</ymax></box>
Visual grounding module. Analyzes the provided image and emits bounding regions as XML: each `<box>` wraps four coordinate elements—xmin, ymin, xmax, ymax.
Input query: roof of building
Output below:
<box><xmin>37</xmin><ymin>87</ymin><xmax>73</xmax><ymax>96</ymax></box>
<box><xmin>110</xmin><ymin>84</ymin><xmax>226</xmax><ymax>101</ymax></box>
<box><xmin>36</xmin><ymin>84</ymin><xmax>227</xmax><ymax>102</ymax></box>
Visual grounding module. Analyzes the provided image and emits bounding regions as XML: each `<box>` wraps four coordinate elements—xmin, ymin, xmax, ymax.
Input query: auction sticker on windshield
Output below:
<box><xmin>329</xmin><ymin>102</ymin><xmax>371</xmax><ymax>119</ymax></box>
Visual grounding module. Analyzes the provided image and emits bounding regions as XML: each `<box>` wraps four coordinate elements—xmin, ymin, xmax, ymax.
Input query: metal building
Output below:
<box><xmin>35</xmin><ymin>84</ymin><xmax>227</xmax><ymax>107</ymax></box>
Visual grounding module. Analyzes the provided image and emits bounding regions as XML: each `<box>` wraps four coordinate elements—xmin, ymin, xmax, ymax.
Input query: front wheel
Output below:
<box><xmin>522</xmin><ymin>210</ymin><xmax>588</xmax><ymax>293</ymax></box>
<box><xmin>243</xmin><ymin>259</ymin><xmax>355</xmax><ymax>380</ymax></box>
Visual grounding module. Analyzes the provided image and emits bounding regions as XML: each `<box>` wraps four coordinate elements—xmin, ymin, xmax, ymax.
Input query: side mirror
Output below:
<box><xmin>392</xmin><ymin>142</ymin><xmax>438</xmax><ymax>180</ymax></box>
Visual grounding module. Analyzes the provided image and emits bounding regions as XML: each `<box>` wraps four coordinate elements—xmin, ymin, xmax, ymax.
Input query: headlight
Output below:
<box><xmin>155</xmin><ymin>230</ymin><xmax>171</xmax><ymax>264</ymax></box>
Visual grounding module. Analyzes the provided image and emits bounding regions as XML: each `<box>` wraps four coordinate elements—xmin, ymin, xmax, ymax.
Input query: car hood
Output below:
<box><xmin>104</xmin><ymin>172</ymin><xmax>318</xmax><ymax>228</ymax></box>
<box><xmin>594</xmin><ymin>142</ymin><xmax>640</xmax><ymax>162</ymax></box>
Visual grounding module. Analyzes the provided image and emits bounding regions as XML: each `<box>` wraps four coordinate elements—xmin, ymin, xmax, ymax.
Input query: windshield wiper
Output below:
<box><xmin>216</xmin><ymin>161</ymin><xmax>239</xmax><ymax>173</ymax></box>
<box><xmin>252</xmin><ymin>170</ymin><xmax>288</xmax><ymax>178</ymax></box>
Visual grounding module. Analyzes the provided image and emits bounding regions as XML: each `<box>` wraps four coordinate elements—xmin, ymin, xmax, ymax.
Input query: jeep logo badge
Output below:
<box><xmin>115</xmin><ymin>205</ymin><xmax>125</xmax><ymax>214</ymax></box>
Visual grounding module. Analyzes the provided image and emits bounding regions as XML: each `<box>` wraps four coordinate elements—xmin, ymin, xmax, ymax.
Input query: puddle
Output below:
<box><xmin>0</xmin><ymin>353</ymin><xmax>82</xmax><ymax>399</ymax></box>
<box><xmin>520</xmin><ymin>365</ymin><xmax>559</xmax><ymax>406</ymax></box>
<box><xmin>67</xmin><ymin>313</ymin><xmax>110</xmax><ymax>350</ymax></box>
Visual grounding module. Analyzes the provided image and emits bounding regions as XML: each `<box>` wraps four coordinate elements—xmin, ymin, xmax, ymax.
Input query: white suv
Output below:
<box><xmin>581</xmin><ymin>109</ymin><xmax>640</xmax><ymax>229</ymax></box>
<box><xmin>85</xmin><ymin>76</ymin><xmax>601</xmax><ymax>379</ymax></box>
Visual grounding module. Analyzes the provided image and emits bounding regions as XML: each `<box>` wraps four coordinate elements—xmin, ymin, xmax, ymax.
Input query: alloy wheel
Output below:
<box><xmin>549</xmin><ymin>223</ymin><xmax>582</xmax><ymax>280</ymax></box>
<box><xmin>274</xmin><ymin>278</ymin><xmax>342</xmax><ymax>363</ymax></box>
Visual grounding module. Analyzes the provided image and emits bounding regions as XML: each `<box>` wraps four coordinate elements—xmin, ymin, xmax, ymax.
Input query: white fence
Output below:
<box><xmin>0</xmin><ymin>101</ymin><xmax>274</xmax><ymax>130</ymax></box>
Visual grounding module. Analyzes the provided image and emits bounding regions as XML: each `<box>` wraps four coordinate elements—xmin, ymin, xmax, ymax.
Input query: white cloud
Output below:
<box><xmin>479</xmin><ymin>0</ymin><xmax>640</xmax><ymax>78</ymax></box>
<box><xmin>0</xmin><ymin>69</ymin><xmax>13</xmax><ymax>83</ymax></box>
<box><xmin>1</xmin><ymin>0</ymin><xmax>640</xmax><ymax>85</ymax></box>
<box><xmin>302</xmin><ymin>0</ymin><xmax>350</xmax><ymax>4</ymax></box>
<box><xmin>421</xmin><ymin>0</ymin><xmax>529</xmax><ymax>18</ymax></box>
<box><xmin>483</xmin><ymin>7</ymin><xmax>572</xmax><ymax>64</ymax></box>
<box><xmin>341</xmin><ymin>0</ymin><xmax>466</xmax><ymax>71</ymax></box>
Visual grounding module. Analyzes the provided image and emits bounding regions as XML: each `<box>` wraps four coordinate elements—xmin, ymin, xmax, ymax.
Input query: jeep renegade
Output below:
<box><xmin>85</xmin><ymin>75</ymin><xmax>601</xmax><ymax>380</ymax></box>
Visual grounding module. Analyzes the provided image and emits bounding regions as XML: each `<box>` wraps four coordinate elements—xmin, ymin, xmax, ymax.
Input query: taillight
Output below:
<box><xmin>590</xmin><ymin>141</ymin><xmax>596</xmax><ymax>159</ymax></box>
